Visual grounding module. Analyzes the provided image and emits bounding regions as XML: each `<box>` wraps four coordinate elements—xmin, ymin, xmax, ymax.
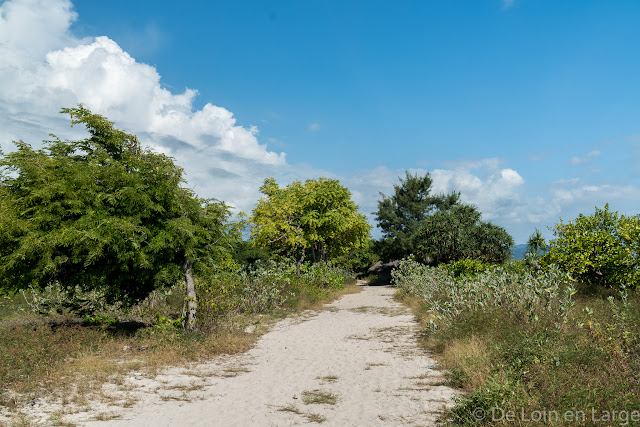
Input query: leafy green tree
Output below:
<box><xmin>374</xmin><ymin>171</ymin><xmax>459</xmax><ymax>260</ymax></box>
<box><xmin>334</xmin><ymin>238</ymin><xmax>379</xmax><ymax>273</ymax></box>
<box><xmin>471</xmin><ymin>219</ymin><xmax>515</xmax><ymax>263</ymax></box>
<box><xmin>542</xmin><ymin>204</ymin><xmax>640</xmax><ymax>290</ymax></box>
<box><xmin>0</xmin><ymin>106</ymin><xmax>233</xmax><ymax>328</ymax></box>
<box><xmin>414</xmin><ymin>204</ymin><xmax>514</xmax><ymax>264</ymax></box>
<box><xmin>250</xmin><ymin>177</ymin><xmax>370</xmax><ymax>274</ymax></box>
<box><xmin>231</xmin><ymin>240</ymin><xmax>272</xmax><ymax>266</ymax></box>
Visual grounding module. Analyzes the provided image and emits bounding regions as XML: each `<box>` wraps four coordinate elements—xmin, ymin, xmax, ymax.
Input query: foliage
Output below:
<box><xmin>414</xmin><ymin>204</ymin><xmax>514</xmax><ymax>264</ymax></box>
<box><xmin>374</xmin><ymin>171</ymin><xmax>459</xmax><ymax>261</ymax></box>
<box><xmin>250</xmin><ymin>177</ymin><xmax>370</xmax><ymax>271</ymax></box>
<box><xmin>374</xmin><ymin>171</ymin><xmax>512</xmax><ymax>264</ymax></box>
<box><xmin>231</xmin><ymin>240</ymin><xmax>272</xmax><ymax>266</ymax></box>
<box><xmin>395</xmin><ymin>257</ymin><xmax>640</xmax><ymax>425</ymax></box>
<box><xmin>543</xmin><ymin>204</ymin><xmax>640</xmax><ymax>290</ymax></box>
<box><xmin>20</xmin><ymin>283</ymin><xmax>122</xmax><ymax>319</ymax></box>
<box><xmin>392</xmin><ymin>256</ymin><xmax>576</xmax><ymax>330</ymax></box>
<box><xmin>197</xmin><ymin>259</ymin><xmax>351</xmax><ymax>322</ymax></box>
<box><xmin>0</xmin><ymin>106</ymin><xmax>233</xmax><ymax>306</ymax></box>
<box><xmin>333</xmin><ymin>238</ymin><xmax>379</xmax><ymax>272</ymax></box>
<box><xmin>440</xmin><ymin>258</ymin><xmax>493</xmax><ymax>278</ymax></box>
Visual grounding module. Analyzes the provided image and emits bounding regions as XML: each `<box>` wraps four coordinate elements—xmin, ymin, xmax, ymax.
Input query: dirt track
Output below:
<box><xmin>77</xmin><ymin>283</ymin><xmax>458</xmax><ymax>426</ymax></box>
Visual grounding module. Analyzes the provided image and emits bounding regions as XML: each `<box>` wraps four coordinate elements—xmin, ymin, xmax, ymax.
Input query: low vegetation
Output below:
<box><xmin>0</xmin><ymin>259</ymin><xmax>357</xmax><ymax>419</ymax></box>
<box><xmin>394</xmin><ymin>206</ymin><xmax>640</xmax><ymax>425</ymax></box>
<box><xmin>0</xmin><ymin>106</ymin><xmax>363</xmax><ymax>421</ymax></box>
<box><xmin>2</xmin><ymin>106</ymin><xmax>638</xmax><ymax>426</ymax></box>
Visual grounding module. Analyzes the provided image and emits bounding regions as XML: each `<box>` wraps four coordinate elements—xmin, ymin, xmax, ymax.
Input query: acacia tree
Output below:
<box><xmin>0</xmin><ymin>106</ymin><xmax>232</xmax><ymax>329</ymax></box>
<box><xmin>374</xmin><ymin>171</ymin><xmax>459</xmax><ymax>260</ymax></box>
<box><xmin>250</xmin><ymin>177</ymin><xmax>370</xmax><ymax>274</ymax></box>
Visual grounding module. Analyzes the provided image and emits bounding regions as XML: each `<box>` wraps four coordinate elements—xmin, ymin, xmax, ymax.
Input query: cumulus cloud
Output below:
<box><xmin>344</xmin><ymin>158</ymin><xmax>640</xmax><ymax>243</ymax></box>
<box><xmin>344</xmin><ymin>160</ymin><xmax>527</xmax><ymax>237</ymax></box>
<box><xmin>2</xmin><ymin>0</ymin><xmax>637</xmax><ymax>245</ymax></box>
<box><xmin>430</xmin><ymin>159</ymin><xmax>525</xmax><ymax>221</ymax></box>
<box><xmin>570</xmin><ymin>150</ymin><xmax>601</xmax><ymax>166</ymax></box>
<box><xmin>0</xmin><ymin>0</ymin><xmax>285</xmax><ymax>213</ymax></box>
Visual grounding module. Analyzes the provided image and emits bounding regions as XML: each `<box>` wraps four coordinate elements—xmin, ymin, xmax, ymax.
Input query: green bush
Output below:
<box><xmin>196</xmin><ymin>259</ymin><xmax>350</xmax><ymax>323</ymax></box>
<box><xmin>542</xmin><ymin>204</ymin><xmax>640</xmax><ymax>290</ymax></box>
<box><xmin>440</xmin><ymin>259</ymin><xmax>493</xmax><ymax>278</ymax></box>
<box><xmin>392</xmin><ymin>256</ymin><xmax>576</xmax><ymax>330</ymax></box>
<box><xmin>21</xmin><ymin>283</ymin><xmax>122</xmax><ymax>318</ymax></box>
<box><xmin>395</xmin><ymin>254</ymin><xmax>640</xmax><ymax>424</ymax></box>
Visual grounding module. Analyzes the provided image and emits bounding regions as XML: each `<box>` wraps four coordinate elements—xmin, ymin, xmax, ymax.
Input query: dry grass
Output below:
<box><xmin>91</xmin><ymin>411</ymin><xmax>121</xmax><ymax>421</ymax></box>
<box><xmin>438</xmin><ymin>335</ymin><xmax>491</xmax><ymax>391</ymax></box>
<box><xmin>301</xmin><ymin>389</ymin><xmax>338</xmax><ymax>405</ymax></box>
<box><xmin>365</xmin><ymin>362</ymin><xmax>387</xmax><ymax>369</ymax></box>
<box><xmin>277</xmin><ymin>404</ymin><xmax>302</xmax><ymax>414</ymax></box>
<box><xmin>305</xmin><ymin>412</ymin><xmax>327</xmax><ymax>423</ymax></box>
<box><xmin>316</xmin><ymin>375</ymin><xmax>338</xmax><ymax>384</ymax></box>
<box><xmin>277</xmin><ymin>404</ymin><xmax>326</xmax><ymax>423</ymax></box>
<box><xmin>162</xmin><ymin>382</ymin><xmax>206</xmax><ymax>392</ymax></box>
<box><xmin>0</xmin><ymin>276</ymin><xmax>358</xmax><ymax>424</ymax></box>
<box><xmin>298</xmin><ymin>284</ymin><xmax>363</xmax><ymax>312</ymax></box>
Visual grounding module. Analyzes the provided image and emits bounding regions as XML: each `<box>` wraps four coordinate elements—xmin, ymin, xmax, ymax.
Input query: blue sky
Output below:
<box><xmin>1</xmin><ymin>0</ymin><xmax>639</xmax><ymax>243</ymax></box>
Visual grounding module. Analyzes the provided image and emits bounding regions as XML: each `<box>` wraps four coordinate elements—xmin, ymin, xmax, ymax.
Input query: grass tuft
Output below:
<box><xmin>301</xmin><ymin>389</ymin><xmax>338</xmax><ymax>405</ymax></box>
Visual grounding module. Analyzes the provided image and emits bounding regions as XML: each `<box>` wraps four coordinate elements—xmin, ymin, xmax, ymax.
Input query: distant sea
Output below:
<box><xmin>511</xmin><ymin>244</ymin><xmax>529</xmax><ymax>260</ymax></box>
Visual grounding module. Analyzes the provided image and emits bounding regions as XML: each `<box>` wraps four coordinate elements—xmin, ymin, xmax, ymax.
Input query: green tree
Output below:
<box><xmin>414</xmin><ymin>204</ymin><xmax>514</xmax><ymax>264</ymax></box>
<box><xmin>542</xmin><ymin>204</ymin><xmax>640</xmax><ymax>290</ymax></box>
<box><xmin>250</xmin><ymin>177</ymin><xmax>370</xmax><ymax>274</ymax></box>
<box><xmin>374</xmin><ymin>171</ymin><xmax>459</xmax><ymax>260</ymax></box>
<box><xmin>0</xmin><ymin>106</ymin><xmax>233</xmax><ymax>329</ymax></box>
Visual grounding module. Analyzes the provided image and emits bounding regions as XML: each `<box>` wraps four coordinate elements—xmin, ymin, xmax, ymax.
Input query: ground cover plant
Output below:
<box><xmin>394</xmin><ymin>257</ymin><xmax>640</xmax><ymax>426</ymax></box>
<box><xmin>0</xmin><ymin>258</ymin><xmax>358</xmax><ymax>422</ymax></box>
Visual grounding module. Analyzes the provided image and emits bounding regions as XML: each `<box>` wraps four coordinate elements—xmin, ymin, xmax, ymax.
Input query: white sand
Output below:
<box><xmin>16</xmin><ymin>284</ymin><xmax>459</xmax><ymax>426</ymax></box>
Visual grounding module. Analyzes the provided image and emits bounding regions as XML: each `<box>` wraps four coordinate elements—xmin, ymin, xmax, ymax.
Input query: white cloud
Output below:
<box><xmin>0</xmin><ymin>0</ymin><xmax>286</xmax><ymax>214</ymax></box>
<box><xmin>2</xmin><ymin>0</ymin><xmax>637</xmax><ymax>246</ymax></box>
<box><xmin>344</xmin><ymin>159</ymin><xmax>640</xmax><ymax>243</ymax></box>
<box><xmin>309</xmin><ymin>123</ymin><xmax>320</xmax><ymax>131</ymax></box>
<box><xmin>570</xmin><ymin>150</ymin><xmax>601</xmax><ymax>166</ymax></box>
<box><xmin>345</xmin><ymin>160</ymin><xmax>527</xmax><ymax>237</ymax></box>
<box><xmin>430</xmin><ymin>160</ymin><xmax>525</xmax><ymax>221</ymax></box>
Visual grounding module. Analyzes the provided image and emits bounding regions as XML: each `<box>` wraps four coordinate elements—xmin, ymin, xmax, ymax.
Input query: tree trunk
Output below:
<box><xmin>183</xmin><ymin>258</ymin><xmax>197</xmax><ymax>330</ymax></box>
<box><xmin>296</xmin><ymin>247</ymin><xmax>306</xmax><ymax>276</ymax></box>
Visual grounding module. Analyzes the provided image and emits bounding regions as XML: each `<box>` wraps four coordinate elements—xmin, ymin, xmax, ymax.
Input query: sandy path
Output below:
<box><xmin>83</xmin><ymin>284</ymin><xmax>458</xmax><ymax>426</ymax></box>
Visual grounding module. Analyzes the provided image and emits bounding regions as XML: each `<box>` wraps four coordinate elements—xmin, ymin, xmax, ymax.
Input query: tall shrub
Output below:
<box><xmin>543</xmin><ymin>204</ymin><xmax>639</xmax><ymax>290</ymax></box>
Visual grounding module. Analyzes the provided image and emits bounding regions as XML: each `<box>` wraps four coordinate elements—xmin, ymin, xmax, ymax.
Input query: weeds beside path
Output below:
<box><xmin>13</xmin><ymin>283</ymin><xmax>457</xmax><ymax>426</ymax></box>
